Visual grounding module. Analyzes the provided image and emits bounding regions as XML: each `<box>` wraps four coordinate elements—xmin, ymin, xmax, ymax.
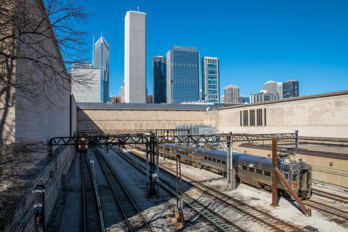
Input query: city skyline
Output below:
<box><xmin>78</xmin><ymin>0</ymin><xmax>348</xmax><ymax>99</ymax></box>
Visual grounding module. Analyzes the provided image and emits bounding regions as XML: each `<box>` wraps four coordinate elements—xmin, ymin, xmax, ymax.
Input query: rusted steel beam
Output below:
<box><xmin>275</xmin><ymin>168</ymin><xmax>311</xmax><ymax>216</ymax></box>
<box><xmin>271</xmin><ymin>138</ymin><xmax>279</xmax><ymax>207</ymax></box>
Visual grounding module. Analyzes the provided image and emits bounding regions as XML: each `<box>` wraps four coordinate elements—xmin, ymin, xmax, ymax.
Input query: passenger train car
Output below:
<box><xmin>135</xmin><ymin>144</ymin><xmax>312</xmax><ymax>199</ymax></box>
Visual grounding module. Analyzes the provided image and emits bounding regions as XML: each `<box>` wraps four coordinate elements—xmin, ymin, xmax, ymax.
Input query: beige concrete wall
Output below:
<box><xmin>218</xmin><ymin>91</ymin><xmax>348</xmax><ymax>138</ymax></box>
<box><xmin>77</xmin><ymin>109</ymin><xmax>207</xmax><ymax>132</ymax></box>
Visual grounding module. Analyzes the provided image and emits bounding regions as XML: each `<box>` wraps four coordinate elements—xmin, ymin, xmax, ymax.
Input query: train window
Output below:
<box><xmin>264</xmin><ymin>171</ymin><xmax>271</xmax><ymax>176</ymax></box>
<box><xmin>217</xmin><ymin>160</ymin><xmax>221</xmax><ymax>163</ymax></box>
<box><xmin>222</xmin><ymin>161</ymin><xmax>226</xmax><ymax>164</ymax></box>
<box><xmin>249</xmin><ymin>167</ymin><xmax>254</xmax><ymax>172</ymax></box>
<box><xmin>283</xmin><ymin>172</ymin><xmax>289</xmax><ymax>181</ymax></box>
<box><xmin>213</xmin><ymin>159</ymin><xmax>216</xmax><ymax>162</ymax></box>
<box><xmin>292</xmin><ymin>173</ymin><xmax>298</xmax><ymax>181</ymax></box>
<box><xmin>242</xmin><ymin>166</ymin><xmax>247</xmax><ymax>170</ymax></box>
<box><xmin>256</xmin><ymin>169</ymin><xmax>262</xmax><ymax>174</ymax></box>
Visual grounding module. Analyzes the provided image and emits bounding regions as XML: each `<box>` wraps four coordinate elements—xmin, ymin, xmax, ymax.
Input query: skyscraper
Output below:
<box><xmin>250</xmin><ymin>90</ymin><xmax>279</xmax><ymax>103</ymax></box>
<box><xmin>202</xmin><ymin>57</ymin><xmax>220</xmax><ymax>102</ymax></box>
<box><xmin>166</xmin><ymin>46</ymin><xmax>200</xmax><ymax>104</ymax></box>
<box><xmin>124</xmin><ymin>11</ymin><xmax>147</xmax><ymax>103</ymax></box>
<box><xmin>277</xmin><ymin>82</ymin><xmax>283</xmax><ymax>100</ymax></box>
<box><xmin>283</xmin><ymin>80</ymin><xmax>299</xmax><ymax>98</ymax></box>
<box><xmin>224</xmin><ymin>85</ymin><xmax>239</xmax><ymax>103</ymax></box>
<box><xmin>153</xmin><ymin>56</ymin><xmax>166</xmax><ymax>103</ymax></box>
<box><xmin>263</xmin><ymin>80</ymin><xmax>278</xmax><ymax>96</ymax></box>
<box><xmin>94</xmin><ymin>35</ymin><xmax>109</xmax><ymax>102</ymax></box>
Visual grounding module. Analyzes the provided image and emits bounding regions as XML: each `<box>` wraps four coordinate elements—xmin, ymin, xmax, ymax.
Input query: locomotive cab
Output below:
<box><xmin>76</xmin><ymin>138</ymin><xmax>89</xmax><ymax>153</ymax></box>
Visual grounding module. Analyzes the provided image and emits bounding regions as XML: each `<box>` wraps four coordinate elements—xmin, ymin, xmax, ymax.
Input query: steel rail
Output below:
<box><xmin>113</xmin><ymin>148</ymin><xmax>244</xmax><ymax>232</ymax></box>
<box><xmin>80</xmin><ymin>153</ymin><xmax>105</xmax><ymax>232</ymax></box>
<box><xmin>130</xmin><ymin>148</ymin><xmax>304</xmax><ymax>232</ymax></box>
<box><xmin>304</xmin><ymin>200</ymin><xmax>348</xmax><ymax>220</ymax></box>
<box><xmin>312</xmin><ymin>189</ymin><xmax>348</xmax><ymax>204</ymax></box>
<box><xmin>92</xmin><ymin>148</ymin><xmax>152</xmax><ymax>232</ymax></box>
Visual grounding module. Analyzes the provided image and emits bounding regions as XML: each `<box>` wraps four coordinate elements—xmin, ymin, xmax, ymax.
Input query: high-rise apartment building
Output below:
<box><xmin>153</xmin><ymin>56</ymin><xmax>166</xmax><ymax>103</ymax></box>
<box><xmin>166</xmin><ymin>46</ymin><xmax>200</xmax><ymax>104</ymax></box>
<box><xmin>202</xmin><ymin>57</ymin><xmax>220</xmax><ymax>102</ymax></box>
<box><xmin>250</xmin><ymin>90</ymin><xmax>279</xmax><ymax>103</ymax></box>
<box><xmin>224</xmin><ymin>85</ymin><xmax>239</xmax><ymax>103</ymax></box>
<box><xmin>72</xmin><ymin>63</ymin><xmax>101</xmax><ymax>102</ymax></box>
<box><xmin>94</xmin><ymin>35</ymin><xmax>109</xmax><ymax>102</ymax></box>
<box><xmin>263</xmin><ymin>81</ymin><xmax>278</xmax><ymax>96</ymax></box>
<box><xmin>283</xmin><ymin>80</ymin><xmax>299</xmax><ymax>99</ymax></box>
<box><xmin>124</xmin><ymin>11</ymin><xmax>147</xmax><ymax>103</ymax></box>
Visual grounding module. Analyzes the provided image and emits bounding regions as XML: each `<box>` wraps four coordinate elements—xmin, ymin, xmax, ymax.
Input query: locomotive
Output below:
<box><xmin>76</xmin><ymin>138</ymin><xmax>89</xmax><ymax>153</ymax></box>
<box><xmin>135</xmin><ymin>144</ymin><xmax>312</xmax><ymax>199</ymax></box>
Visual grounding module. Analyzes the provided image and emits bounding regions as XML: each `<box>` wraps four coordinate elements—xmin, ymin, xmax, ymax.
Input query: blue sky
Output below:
<box><xmin>79</xmin><ymin>0</ymin><xmax>348</xmax><ymax>98</ymax></box>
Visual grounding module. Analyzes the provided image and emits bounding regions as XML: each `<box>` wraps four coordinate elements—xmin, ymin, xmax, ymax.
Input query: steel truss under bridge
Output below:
<box><xmin>49</xmin><ymin>131</ymin><xmax>299</xmax><ymax>195</ymax></box>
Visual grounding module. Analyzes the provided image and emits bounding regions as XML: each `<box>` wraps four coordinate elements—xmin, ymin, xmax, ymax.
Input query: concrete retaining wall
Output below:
<box><xmin>0</xmin><ymin>146</ymin><xmax>76</xmax><ymax>232</ymax></box>
<box><xmin>77</xmin><ymin>109</ymin><xmax>207</xmax><ymax>132</ymax></box>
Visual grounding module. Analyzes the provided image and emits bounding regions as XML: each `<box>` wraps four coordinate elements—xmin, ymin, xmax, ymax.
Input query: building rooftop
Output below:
<box><xmin>77</xmin><ymin>103</ymin><xmax>223</xmax><ymax>111</ymax></box>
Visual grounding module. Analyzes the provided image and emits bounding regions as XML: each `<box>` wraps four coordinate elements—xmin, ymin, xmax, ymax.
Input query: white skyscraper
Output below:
<box><xmin>124</xmin><ymin>11</ymin><xmax>147</xmax><ymax>103</ymax></box>
<box><xmin>263</xmin><ymin>80</ymin><xmax>278</xmax><ymax>95</ymax></box>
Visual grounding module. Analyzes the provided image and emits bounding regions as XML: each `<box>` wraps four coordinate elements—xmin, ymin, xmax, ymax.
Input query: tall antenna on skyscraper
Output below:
<box><xmin>92</xmin><ymin>35</ymin><xmax>95</xmax><ymax>67</ymax></box>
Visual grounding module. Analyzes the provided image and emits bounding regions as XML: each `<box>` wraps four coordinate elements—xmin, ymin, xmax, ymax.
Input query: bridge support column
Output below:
<box><xmin>145</xmin><ymin>134</ymin><xmax>159</xmax><ymax>198</ymax></box>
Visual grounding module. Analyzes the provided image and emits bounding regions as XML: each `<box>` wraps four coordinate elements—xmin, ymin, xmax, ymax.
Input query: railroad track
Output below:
<box><xmin>127</xmin><ymin>147</ymin><xmax>305</xmax><ymax>232</ymax></box>
<box><xmin>303</xmin><ymin>199</ymin><xmax>348</xmax><ymax>222</ymax></box>
<box><xmin>80</xmin><ymin>153</ymin><xmax>105</xmax><ymax>232</ymax></box>
<box><xmin>312</xmin><ymin>188</ymin><xmax>348</xmax><ymax>204</ymax></box>
<box><xmin>112</xmin><ymin>148</ymin><xmax>244</xmax><ymax>232</ymax></box>
<box><xmin>92</xmin><ymin>148</ymin><xmax>152</xmax><ymax>232</ymax></box>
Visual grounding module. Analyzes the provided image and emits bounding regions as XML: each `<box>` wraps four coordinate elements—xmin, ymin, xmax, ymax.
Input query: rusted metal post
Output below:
<box><xmin>271</xmin><ymin>138</ymin><xmax>279</xmax><ymax>207</ymax></box>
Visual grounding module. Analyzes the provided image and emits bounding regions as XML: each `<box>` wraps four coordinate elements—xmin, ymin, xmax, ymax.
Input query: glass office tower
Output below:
<box><xmin>94</xmin><ymin>35</ymin><xmax>109</xmax><ymax>102</ymax></box>
<box><xmin>283</xmin><ymin>80</ymin><xmax>299</xmax><ymax>99</ymax></box>
<box><xmin>166</xmin><ymin>46</ymin><xmax>200</xmax><ymax>104</ymax></box>
<box><xmin>153</xmin><ymin>56</ymin><xmax>166</xmax><ymax>103</ymax></box>
<box><xmin>202</xmin><ymin>57</ymin><xmax>220</xmax><ymax>102</ymax></box>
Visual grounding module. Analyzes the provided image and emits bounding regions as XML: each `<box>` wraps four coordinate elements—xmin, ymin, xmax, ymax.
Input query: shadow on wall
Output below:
<box><xmin>76</xmin><ymin>109</ymin><xmax>103</xmax><ymax>134</ymax></box>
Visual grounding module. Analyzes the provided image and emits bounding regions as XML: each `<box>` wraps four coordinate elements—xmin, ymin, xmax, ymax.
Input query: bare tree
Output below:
<box><xmin>0</xmin><ymin>0</ymin><xmax>91</xmax><ymax>144</ymax></box>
